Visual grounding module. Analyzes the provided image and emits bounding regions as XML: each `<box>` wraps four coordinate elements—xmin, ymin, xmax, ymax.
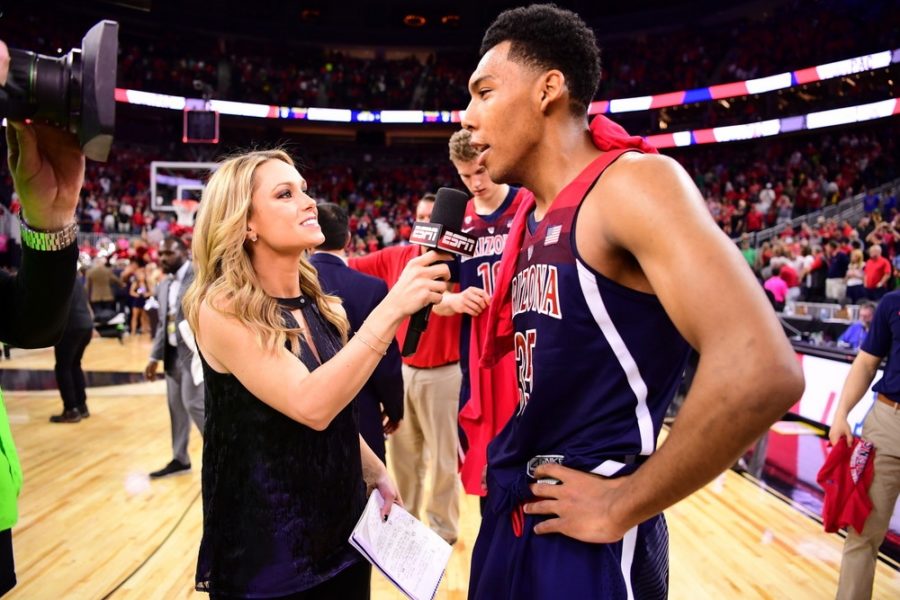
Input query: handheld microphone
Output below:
<box><xmin>402</xmin><ymin>187</ymin><xmax>476</xmax><ymax>357</ymax></box>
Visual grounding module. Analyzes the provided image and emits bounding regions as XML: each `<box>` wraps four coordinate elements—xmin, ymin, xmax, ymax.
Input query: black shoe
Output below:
<box><xmin>77</xmin><ymin>405</ymin><xmax>90</xmax><ymax>419</ymax></box>
<box><xmin>49</xmin><ymin>409</ymin><xmax>82</xmax><ymax>423</ymax></box>
<box><xmin>149</xmin><ymin>460</ymin><xmax>191</xmax><ymax>479</ymax></box>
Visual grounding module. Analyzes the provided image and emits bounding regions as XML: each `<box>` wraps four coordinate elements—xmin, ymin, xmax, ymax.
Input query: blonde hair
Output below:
<box><xmin>449</xmin><ymin>129</ymin><xmax>478</xmax><ymax>163</ymax></box>
<box><xmin>183</xmin><ymin>149</ymin><xmax>349</xmax><ymax>354</ymax></box>
<box><xmin>850</xmin><ymin>249</ymin><xmax>864</xmax><ymax>265</ymax></box>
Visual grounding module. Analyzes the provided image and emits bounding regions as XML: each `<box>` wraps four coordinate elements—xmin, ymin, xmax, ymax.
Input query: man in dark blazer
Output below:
<box><xmin>310</xmin><ymin>202</ymin><xmax>403</xmax><ymax>463</ymax></box>
<box><xmin>144</xmin><ymin>236</ymin><xmax>204</xmax><ymax>478</ymax></box>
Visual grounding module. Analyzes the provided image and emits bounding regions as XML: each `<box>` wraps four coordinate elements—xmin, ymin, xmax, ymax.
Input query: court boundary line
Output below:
<box><xmin>100</xmin><ymin>489</ymin><xmax>202</xmax><ymax>599</ymax></box>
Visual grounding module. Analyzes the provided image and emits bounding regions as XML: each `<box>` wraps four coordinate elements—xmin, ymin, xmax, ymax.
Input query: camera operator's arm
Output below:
<box><xmin>0</xmin><ymin>122</ymin><xmax>85</xmax><ymax>348</ymax></box>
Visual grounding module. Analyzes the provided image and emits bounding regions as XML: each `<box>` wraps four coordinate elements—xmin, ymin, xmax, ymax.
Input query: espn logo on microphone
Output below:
<box><xmin>410</xmin><ymin>222</ymin><xmax>441</xmax><ymax>246</ymax></box>
<box><xmin>408</xmin><ymin>220</ymin><xmax>475</xmax><ymax>257</ymax></box>
<box><xmin>438</xmin><ymin>230</ymin><xmax>476</xmax><ymax>256</ymax></box>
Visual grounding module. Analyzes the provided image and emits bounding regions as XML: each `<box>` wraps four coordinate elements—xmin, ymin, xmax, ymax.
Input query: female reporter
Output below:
<box><xmin>183</xmin><ymin>149</ymin><xmax>449</xmax><ymax>599</ymax></box>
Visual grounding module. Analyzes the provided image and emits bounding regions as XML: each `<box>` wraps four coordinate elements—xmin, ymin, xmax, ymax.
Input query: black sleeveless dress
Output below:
<box><xmin>195</xmin><ymin>295</ymin><xmax>366</xmax><ymax>597</ymax></box>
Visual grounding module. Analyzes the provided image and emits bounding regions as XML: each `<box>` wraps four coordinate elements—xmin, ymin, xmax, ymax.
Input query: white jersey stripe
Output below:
<box><xmin>620</xmin><ymin>525</ymin><xmax>638</xmax><ymax>600</ymax></box>
<box><xmin>576</xmin><ymin>260</ymin><xmax>655</xmax><ymax>455</ymax></box>
<box><xmin>591</xmin><ymin>459</ymin><xmax>626</xmax><ymax>477</ymax></box>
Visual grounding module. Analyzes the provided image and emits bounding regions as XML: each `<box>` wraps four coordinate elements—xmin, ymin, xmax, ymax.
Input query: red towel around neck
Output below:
<box><xmin>480</xmin><ymin>115</ymin><xmax>657</xmax><ymax>367</ymax></box>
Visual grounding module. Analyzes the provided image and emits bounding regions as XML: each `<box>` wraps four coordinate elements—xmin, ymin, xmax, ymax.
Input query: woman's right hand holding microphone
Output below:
<box><xmin>356</xmin><ymin>250</ymin><xmax>452</xmax><ymax>356</ymax></box>
<box><xmin>385</xmin><ymin>250</ymin><xmax>452</xmax><ymax>320</ymax></box>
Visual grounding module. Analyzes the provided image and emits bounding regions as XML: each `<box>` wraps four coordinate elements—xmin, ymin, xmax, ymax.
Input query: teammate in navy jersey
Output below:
<box><xmin>461</xmin><ymin>5</ymin><xmax>804</xmax><ymax>598</ymax></box>
<box><xmin>433</xmin><ymin>130</ymin><xmax>524</xmax><ymax>499</ymax></box>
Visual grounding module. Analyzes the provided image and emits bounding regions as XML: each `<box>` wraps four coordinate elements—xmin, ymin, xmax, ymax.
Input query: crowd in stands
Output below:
<box><xmin>747</xmin><ymin>209</ymin><xmax>900</xmax><ymax>310</ymax></box>
<box><xmin>0</xmin><ymin>138</ymin><xmax>458</xmax><ymax>265</ymax></box>
<box><xmin>4</xmin><ymin>1</ymin><xmax>895</xmax><ymax>113</ymax></box>
<box><xmin>115</xmin><ymin>1</ymin><xmax>900</xmax><ymax>113</ymax></box>
<box><xmin>671</xmin><ymin>121</ymin><xmax>898</xmax><ymax>237</ymax></box>
<box><xmin>0</xmin><ymin>118</ymin><xmax>894</xmax><ymax>280</ymax></box>
<box><xmin>1</xmin><ymin>2</ymin><xmax>897</xmax><ymax>312</ymax></box>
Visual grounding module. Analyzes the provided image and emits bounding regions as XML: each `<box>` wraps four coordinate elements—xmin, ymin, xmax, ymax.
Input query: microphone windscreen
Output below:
<box><xmin>430</xmin><ymin>187</ymin><xmax>470</xmax><ymax>230</ymax></box>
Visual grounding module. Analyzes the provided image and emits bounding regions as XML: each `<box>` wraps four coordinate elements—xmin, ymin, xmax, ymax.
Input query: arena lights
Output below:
<box><xmin>403</xmin><ymin>14</ymin><xmax>426</xmax><ymax>27</ymax></box>
<box><xmin>114</xmin><ymin>87</ymin><xmax>899</xmax><ymax>148</ymax></box>
<box><xmin>299</xmin><ymin>9</ymin><xmax>320</xmax><ymax>22</ymax></box>
<box><xmin>115</xmin><ymin>88</ymin><xmax>461</xmax><ymax>125</ymax></box>
<box><xmin>644</xmin><ymin>97</ymin><xmax>900</xmax><ymax>149</ymax></box>
<box><xmin>207</xmin><ymin>99</ymin><xmax>275</xmax><ymax>119</ymax></box>
<box><xmin>116</xmin><ymin>47</ymin><xmax>899</xmax><ymax>127</ymax></box>
<box><xmin>306</xmin><ymin>107</ymin><xmax>353</xmax><ymax>123</ymax></box>
<box><xmin>589</xmin><ymin>48</ymin><xmax>899</xmax><ymax>115</ymax></box>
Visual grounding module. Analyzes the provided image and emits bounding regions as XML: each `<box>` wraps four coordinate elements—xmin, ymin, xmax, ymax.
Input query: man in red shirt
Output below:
<box><xmin>864</xmin><ymin>244</ymin><xmax>892</xmax><ymax>301</ymax></box>
<box><xmin>779</xmin><ymin>262</ymin><xmax>800</xmax><ymax>290</ymax></box>
<box><xmin>350</xmin><ymin>195</ymin><xmax>463</xmax><ymax>544</ymax></box>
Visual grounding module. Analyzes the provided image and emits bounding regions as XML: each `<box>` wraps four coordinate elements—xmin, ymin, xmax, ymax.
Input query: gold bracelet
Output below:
<box><xmin>354</xmin><ymin>331</ymin><xmax>387</xmax><ymax>356</ymax></box>
<box><xmin>362</xmin><ymin>323</ymin><xmax>391</xmax><ymax>346</ymax></box>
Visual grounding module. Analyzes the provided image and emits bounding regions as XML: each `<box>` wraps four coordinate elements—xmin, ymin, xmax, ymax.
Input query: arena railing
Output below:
<box><xmin>740</xmin><ymin>177</ymin><xmax>900</xmax><ymax>247</ymax></box>
<box><xmin>76</xmin><ymin>231</ymin><xmax>144</xmax><ymax>252</ymax></box>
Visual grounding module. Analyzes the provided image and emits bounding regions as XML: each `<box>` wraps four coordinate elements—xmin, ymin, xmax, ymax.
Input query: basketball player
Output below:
<box><xmin>461</xmin><ymin>5</ymin><xmax>804</xmax><ymax>598</ymax></box>
<box><xmin>433</xmin><ymin>129</ymin><xmax>524</xmax><ymax>499</ymax></box>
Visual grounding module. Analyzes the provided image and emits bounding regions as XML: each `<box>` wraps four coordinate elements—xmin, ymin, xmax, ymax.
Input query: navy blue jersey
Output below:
<box><xmin>457</xmin><ymin>186</ymin><xmax>524</xmax><ymax>406</ymax></box>
<box><xmin>470</xmin><ymin>148</ymin><xmax>689</xmax><ymax>600</ymax></box>
<box><xmin>489</xmin><ymin>149</ymin><xmax>691</xmax><ymax>483</ymax></box>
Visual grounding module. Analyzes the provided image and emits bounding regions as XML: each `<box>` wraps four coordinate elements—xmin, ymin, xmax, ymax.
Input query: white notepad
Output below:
<box><xmin>349</xmin><ymin>490</ymin><xmax>453</xmax><ymax>600</ymax></box>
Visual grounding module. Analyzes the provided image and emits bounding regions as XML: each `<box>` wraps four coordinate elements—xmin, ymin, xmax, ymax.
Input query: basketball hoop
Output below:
<box><xmin>172</xmin><ymin>199</ymin><xmax>200</xmax><ymax>227</ymax></box>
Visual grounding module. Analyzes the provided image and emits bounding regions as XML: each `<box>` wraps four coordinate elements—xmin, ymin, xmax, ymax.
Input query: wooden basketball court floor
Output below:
<box><xmin>0</xmin><ymin>336</ymin><xmax>898</xmax><ymax>599</ymax></box>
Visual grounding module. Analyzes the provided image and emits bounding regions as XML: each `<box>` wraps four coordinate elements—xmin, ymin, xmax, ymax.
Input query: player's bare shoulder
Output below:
<box><xmin>599</xmin><ymin>152</ymin><xmax>701</xmax><ymax>207</ymax></box>
<box><xmin>585</xmin><ymin>151</ymin><xmax>710</xmax><ymax>246</ymax></box>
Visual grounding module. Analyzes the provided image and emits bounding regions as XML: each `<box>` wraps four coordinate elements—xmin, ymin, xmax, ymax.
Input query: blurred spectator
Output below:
<box><xmin>864</xmin><ymin>245</ymin><xmax>892</xmax><ymax>300</ymax></box>
<box><xmin>837</xmin><ymin>301</ymin><xmax>875</xmax><ymax>349</ymax></box>
<box><xmin>85</xmin><ymin>258</ymin><xmax>122</xmax><ymax>314</ymax></box>
<box><xmin>764</xmin><ymin>265</ymin><xmax>789</xmax><ymax>311</ymax></box>
<box><xmin>825</xmin><ymin>240</ymin><xmax>849</xmax><ymax>303</ymax></box>
<box><xmin>845</xmin><ymin>249</ymin><xmax>867</xmax><ymax>303</ymax></box>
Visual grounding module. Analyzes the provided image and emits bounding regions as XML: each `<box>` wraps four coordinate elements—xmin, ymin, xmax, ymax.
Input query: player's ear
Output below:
<box><xmin>538</xmin><ymin>70</ymin><xmax>566</xmax><ymax>113</ymax></box>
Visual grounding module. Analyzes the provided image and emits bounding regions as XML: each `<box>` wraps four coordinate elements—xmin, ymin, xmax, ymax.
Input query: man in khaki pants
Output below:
<box><xmin>350</xmin><ymin>195</ymin><xmax>463</xmax><ymax>544</ymax></box>
<box><xmin>830</xmin><ymin>289</ymin><xmax>900</xmax><ymax>599</ymax></box>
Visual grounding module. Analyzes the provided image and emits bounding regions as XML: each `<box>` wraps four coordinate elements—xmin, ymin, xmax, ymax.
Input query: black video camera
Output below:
<box><xmin>0</xmin><ymin>20</ymin><xmax>118</xmax><ymax>162</ymax></box>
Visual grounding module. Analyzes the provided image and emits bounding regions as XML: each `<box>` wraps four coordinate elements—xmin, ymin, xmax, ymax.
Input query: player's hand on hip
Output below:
<box><xmin>7</xmin><ymin>122</ymin><xmax>85</xmax><ymax>231</ymax></box>
<box><xmin>525</xmin><ymin>463</ymin><xmax>632</xmax><ymax>543</ymax></box>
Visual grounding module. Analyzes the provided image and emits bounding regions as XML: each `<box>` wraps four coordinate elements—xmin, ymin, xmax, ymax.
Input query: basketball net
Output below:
<box><xmin>172</xmin><ymin>199</ymin><xmax>200</xmax><ymax>227</ymax></box>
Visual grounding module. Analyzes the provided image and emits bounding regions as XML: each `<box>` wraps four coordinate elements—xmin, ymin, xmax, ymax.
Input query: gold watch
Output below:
<box><xmin>20</xmin><ymin>221</ymin><xmax>79</xmax><ymax>252</ymax></box>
